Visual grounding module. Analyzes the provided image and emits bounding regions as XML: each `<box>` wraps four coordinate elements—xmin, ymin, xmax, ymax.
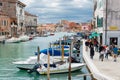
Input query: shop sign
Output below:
<box><xmin>109</xmin><ymin>26</ymin><xmax>118</xmax><ymax>30</ymax></box>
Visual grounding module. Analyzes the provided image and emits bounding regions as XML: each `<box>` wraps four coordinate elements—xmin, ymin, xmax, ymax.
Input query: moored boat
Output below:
<box><xmin>12</xmin><ymin>53</ymin><xmax>63</xmax><ymax>70</ymax></box>
<box><xmin>37</xmin><ymin>62</ymin><xmax>85</xmax><ymax>74</ymax></box>
<box><xmin>5</xmin><ymin>37</ymin><xmax>21</xmax><ymax>43</ymax></box>
<box><xmin>19</xmin><ymin>35</ymin><xmax>30</xmax><ymax>42</ymax></box>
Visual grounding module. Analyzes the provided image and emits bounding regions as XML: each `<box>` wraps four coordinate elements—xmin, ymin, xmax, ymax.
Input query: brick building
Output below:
<box><xmin>0</xmin><ymin>11</ymin><xmax>10</xmax><ymax>39</ymax></box>
<box><xmin>0</xmin><ymin>0</ymin><xmax>26</xmax><ymax>36</ymax></box>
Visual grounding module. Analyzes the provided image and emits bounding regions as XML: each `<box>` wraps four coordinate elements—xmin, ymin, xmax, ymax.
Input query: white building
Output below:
<box><xmin>94</xmin><ymin>0</ymin><xmax>120</xmax><ymax>46</ymax></box>
<box><xmin>16</xmin><ymin>1</ymin><xmax>26</xmax><ymax>34</ymax></box>
<box><xmin>25</xmin><ymin>11</ymin><xmax>37</xmax><ymax>34</ymax></box>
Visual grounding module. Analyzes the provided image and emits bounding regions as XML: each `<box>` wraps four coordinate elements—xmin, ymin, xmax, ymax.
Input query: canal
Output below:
<box><xmin>0</xmin><ymin>32</ymin><xmax>91</xmax><ymax>80</ymax></box>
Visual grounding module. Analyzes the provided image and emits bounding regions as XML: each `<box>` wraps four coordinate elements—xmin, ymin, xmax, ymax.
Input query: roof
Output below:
<box><xmin>25</xmin><ymin>11</ymin><xmax>37</xmax><ymax>17</ymax></box>
<box><xmin>17</xmin><ymin>1</ymin><xmax>26</xmax><ymax>7</ymax></box>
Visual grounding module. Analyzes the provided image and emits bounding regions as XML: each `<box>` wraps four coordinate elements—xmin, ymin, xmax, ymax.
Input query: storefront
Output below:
<box><xmin>103</xmin><ymin>31</ymin><xmax>120</xmax><ymax>46</ymax></box>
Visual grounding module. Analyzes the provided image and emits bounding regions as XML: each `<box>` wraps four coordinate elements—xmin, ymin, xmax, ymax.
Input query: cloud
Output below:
<box><xmin>20</xmin><ymin>0</ymin><xmax>93</xmax><ymax>23</ymax></box>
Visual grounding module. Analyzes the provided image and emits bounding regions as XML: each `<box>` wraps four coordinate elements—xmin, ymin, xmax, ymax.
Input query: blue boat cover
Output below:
<box><xmin>35</xmin><ymin>48</ymin><xmax>69</xmax><ymax>56</ymax></box>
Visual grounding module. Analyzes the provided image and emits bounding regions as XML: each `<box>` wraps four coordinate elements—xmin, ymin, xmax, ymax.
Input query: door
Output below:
<box><xmin>110</xmin><ymin>37</ymin><xmax>118</xmax><ymax>45</ymax></box>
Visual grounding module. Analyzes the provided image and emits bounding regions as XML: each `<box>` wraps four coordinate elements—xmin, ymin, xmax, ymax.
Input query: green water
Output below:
<box><xmin>0</xmin><ymin>32</ymin><xmax>90</xmax><ymax>80</ymax></box>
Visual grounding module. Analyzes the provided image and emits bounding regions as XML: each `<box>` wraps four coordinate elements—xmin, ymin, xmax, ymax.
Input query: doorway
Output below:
<box><xmin>110</xmin><ymin>37</ymin><xmax>118</xmax><ymax>45</ymax></box>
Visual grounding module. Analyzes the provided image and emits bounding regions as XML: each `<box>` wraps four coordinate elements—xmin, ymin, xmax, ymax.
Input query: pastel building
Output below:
<box><xmin>94</xmin><ymin>0</ymin><xmax>120</xmax><ymax>46</ymax></box>
<box><xmin>0</xmin><ymin>11</ymin><xmax>10</xmax><ymax>41</ymax></box>
<box><xmin>0</xmin><ymin>0</ymin><xmax>26</xmax><ymax>36</ymax></box>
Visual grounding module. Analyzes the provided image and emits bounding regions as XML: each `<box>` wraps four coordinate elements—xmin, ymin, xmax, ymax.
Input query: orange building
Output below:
<box><xmin>0</xmin><ymin>11</ymin><xmax>11</xmax><ymax>37</ymax></box>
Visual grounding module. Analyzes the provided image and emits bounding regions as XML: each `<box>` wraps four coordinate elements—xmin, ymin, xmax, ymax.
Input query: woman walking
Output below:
<box><xmin>90</xmin><ymin>45</ymin><xmax>95</xmax><ymax>59</ymax></box>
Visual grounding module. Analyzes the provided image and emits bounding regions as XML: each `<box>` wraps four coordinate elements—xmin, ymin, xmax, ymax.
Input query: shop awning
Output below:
<box><xmin>89</xmin><ymin>32</ymin><xmax>100</xmax><ymax>38</ymax></box>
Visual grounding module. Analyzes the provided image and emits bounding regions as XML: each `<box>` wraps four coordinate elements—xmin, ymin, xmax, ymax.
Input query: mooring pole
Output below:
<box><xmin>68</xmin><ymin>41</ymin><xmax>73</xmax><ymax>80</ymax></box>
<box><xmin>37</xmin><ymin>46</ymin><xmax>40</xmax><ymax>63</ymax></box>
<box><xmin>47</xmin><ymin>44</ymin><xmax>50</xmax><ymax>80</ymax></box>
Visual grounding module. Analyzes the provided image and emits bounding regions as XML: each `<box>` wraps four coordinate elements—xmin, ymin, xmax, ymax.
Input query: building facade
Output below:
<box><xmin>0</xmin><ymin>0</ymin><xmax>26</xmax><ymax>36</ymax></box>
<box><xmin>16</xmin><ymin>1</ymin><xmax>26</xmax><ymax>35</ymax></box>
<box><xmin>0</xmin><ymin>11</ymin><xmax>10</xmax><ymax>40</ymax></box>
<box><xmin>25</xmin><ymin>11</ymin><xmax>37</xmax><ymax>35</ymax></box>
<box><xmin>94</xmin><ymin>0</ymin><xmax>120</xmax><ymax>46</ymax></box>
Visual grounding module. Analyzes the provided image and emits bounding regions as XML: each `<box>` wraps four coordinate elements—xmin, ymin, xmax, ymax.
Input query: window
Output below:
<box><xmin>20</xmin><ymin>9</ymin><xmax>22</xmax><ymax>15</ymax></box>
<box><xmin>4</xmin><ymin>20</ymin><xmax>6</xmax><ymax>26</ymax></box>
<box><xmin>34</xmin><ymin>19</ymin><xmax>37</xmax><ymax>21</ymax></box>
<box><xmin>0</xmin><ymin>3</ymin><xmax>2</xmax><ymax>6</ymax></box>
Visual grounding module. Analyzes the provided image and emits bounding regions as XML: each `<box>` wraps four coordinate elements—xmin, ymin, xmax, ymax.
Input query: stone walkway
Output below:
<box><xmin>82</xmin><ymin>40</ymin><xmax>120</xmax><ymax>80</ymax></box>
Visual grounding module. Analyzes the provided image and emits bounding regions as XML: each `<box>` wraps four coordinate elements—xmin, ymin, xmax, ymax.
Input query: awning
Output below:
<box><xmin>89</xmin><ymin>32</ymin><xmax>100</xmax><ymax>38</ymax></box>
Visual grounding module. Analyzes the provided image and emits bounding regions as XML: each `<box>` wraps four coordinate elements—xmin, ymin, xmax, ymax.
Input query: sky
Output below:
<box><xmin>20</xmin><ymin>0</ymin><xmax>93</xmax><ymax>24</ymax></box>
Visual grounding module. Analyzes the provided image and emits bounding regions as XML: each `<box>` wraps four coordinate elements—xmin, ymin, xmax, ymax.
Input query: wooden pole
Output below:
<box><xmin>59</xmin><ymin>38</ymin><xmax>62</xmax><ymax>56</ymax></box>
<box><xmin>47</xmin><ymin>47</ymin><xmax>50</xmax><ymax>80</ymax></box>
<box><xmin>68</xmin><ymin>41</ymin><xmax>73</xmax><ymax>80</ymax></box>
<box><xmin>37</xmin><ymin>46</ymin><xmax>40</xmax><ymax>63</ymax></box>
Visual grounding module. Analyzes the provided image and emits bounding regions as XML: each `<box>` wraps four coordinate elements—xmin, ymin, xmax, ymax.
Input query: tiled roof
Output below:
<box><xmin>18</xmin><ymin>1</ymin><xmax>26</xmax><ymax>7</ymax></box>
<box><xmin>25</xmin><ymin>11</ymin><xmax>37</xmax><ymax>17</ymax></box>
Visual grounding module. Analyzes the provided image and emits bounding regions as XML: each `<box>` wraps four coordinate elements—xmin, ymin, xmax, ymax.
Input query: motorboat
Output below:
<box><xmin>19</xmin><ymin>35</ymin><xmax>30</xmax><ymax>42</ymax></box>
<box><xmin>37</xmin><ymin>62</ymin><xmax>85</xmax><ymax>74</ymax></box>
<box><xmin>13</xmin><ymin>45</ymin><xmax>81</xmax><ymax>70</ymax></box>
<box><xmin>5</xmin><ymin>37</ymin><xmax>21</xmax><ymax>43</ymax></box>
<box><xmin>12</xmin><ymin>53</ymin><xmax>63</xmax><ymax>70</ymax></box>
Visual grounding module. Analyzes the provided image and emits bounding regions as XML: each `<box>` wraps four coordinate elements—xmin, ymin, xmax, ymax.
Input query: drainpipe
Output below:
<box><xmin>105</xmin><ymin>0</ymin><xmax>108</xmax><ymax>45</ymax></box>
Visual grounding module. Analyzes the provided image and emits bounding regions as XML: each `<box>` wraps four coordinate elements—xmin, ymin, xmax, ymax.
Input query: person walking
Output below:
<box><xmin>85</xmin><ymin>40</ymin><xmax>89</xmax><ymax>51</ymax></box>
<box><xmin>112</xmin><ymin>45</ymin><xmax>118</xmax><ymax>62</ymax></box>
<box><xmin>90</xmin><ymin>45</ymin><xmax>95</xmax><ymax>59</ymax></box>
<box><xmin>99</xmin><ymin>44</ymin><xmax>104</xmax><ymax>60</ymax></box>
<box><xmin>105</xmin><ymin>45</ymin><xmax>109</xmax><ymax>59</ymax></box>
<box><xmin>100</xmin><ymin>49</ymin><xmax>105</xmax><ymax>61</ymax></box>
<box><xmin>94</xmin><ymin>39</ymin><xmax>99</xmax><ymax>52</ymax></box>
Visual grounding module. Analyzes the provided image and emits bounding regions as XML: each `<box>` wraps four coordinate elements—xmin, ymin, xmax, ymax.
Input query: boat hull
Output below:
<box><xmin>37</xmin><ymin>63</ymin><xmax>85</xmax><ymax>74</ymax></box>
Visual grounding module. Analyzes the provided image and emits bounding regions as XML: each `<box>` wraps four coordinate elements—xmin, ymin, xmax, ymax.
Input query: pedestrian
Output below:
<box><xmin>105</xmin><ymin>45</ymin><xmax>109</xmax><ymax>59</ymax></box>
<box><xmin>100</xmin><ymin>49</ymin><xmax>105</xmax><ymax>61</ymax></box>
<box><xmin>112</xmin><ymin>45</ymin><xmax>118</xmax><ymax>62</ymax></box>
<box><xmin>85</xmin><ymin>40</ymin><xmax>89</xmax><ymax>51</ymax></box>
<box><xmin>94</xmin><ymin>39</ymin><xmax>99</xmax><ymax>52</ymax></box>
<box><xmin>90</xmin><ymin>45</ymin><xmax>94</xmax><ymax>59</ymax></box>
<box><xmin>109</xmin><ymin>45</ymin><xmax>113</xmax><ymax>56</ymax></box>
<box><xmin>99</xmin><ymin>44</ymin><xmax>104</xmax><ymax>60</ymax></box>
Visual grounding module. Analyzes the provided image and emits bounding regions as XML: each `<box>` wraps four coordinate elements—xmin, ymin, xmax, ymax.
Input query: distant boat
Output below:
<box><xmin>50</xmin><ymin>33</ymin><xmax>54</xmax><ymax>36</ymax></box>
<box><xmin>5</xmin><ymin>37</ymin><xmax>21</xmax><ymax>43</ymax></box>
<box><xmin>19</xmin><ymin>35</ymin><xmax>30</xmax><ymax>42</ymax></box>
<box><xmin>37</xmin><ymin>62</ymin><xmax>85</xmax><ymax>74</ymax></box>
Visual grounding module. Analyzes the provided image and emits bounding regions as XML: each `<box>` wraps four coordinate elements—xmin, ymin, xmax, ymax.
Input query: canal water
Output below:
<box><xmin>0</xmin><ymin>32</ymin><xmax>91</xmax><ymax>80</ymax></box>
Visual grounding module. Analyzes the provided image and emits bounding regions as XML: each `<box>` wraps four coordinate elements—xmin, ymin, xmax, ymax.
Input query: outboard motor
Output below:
<box><xmin>28</xmin><ymin>63</ymin><xmax>41</xmax><ymax>74</ymax></box>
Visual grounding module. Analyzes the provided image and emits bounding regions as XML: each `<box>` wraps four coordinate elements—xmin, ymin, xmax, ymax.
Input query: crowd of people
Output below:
<box><xmin>85</xmin><ymin>39</ymin><xmax>120</xmax><ymax>62</ymax></box>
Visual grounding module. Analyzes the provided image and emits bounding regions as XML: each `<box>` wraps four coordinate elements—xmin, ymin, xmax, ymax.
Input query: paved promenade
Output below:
<box><xmin>82</xmin><ymin>40</ymin><xmax>120</xmax><ymax>80</ymax></box>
